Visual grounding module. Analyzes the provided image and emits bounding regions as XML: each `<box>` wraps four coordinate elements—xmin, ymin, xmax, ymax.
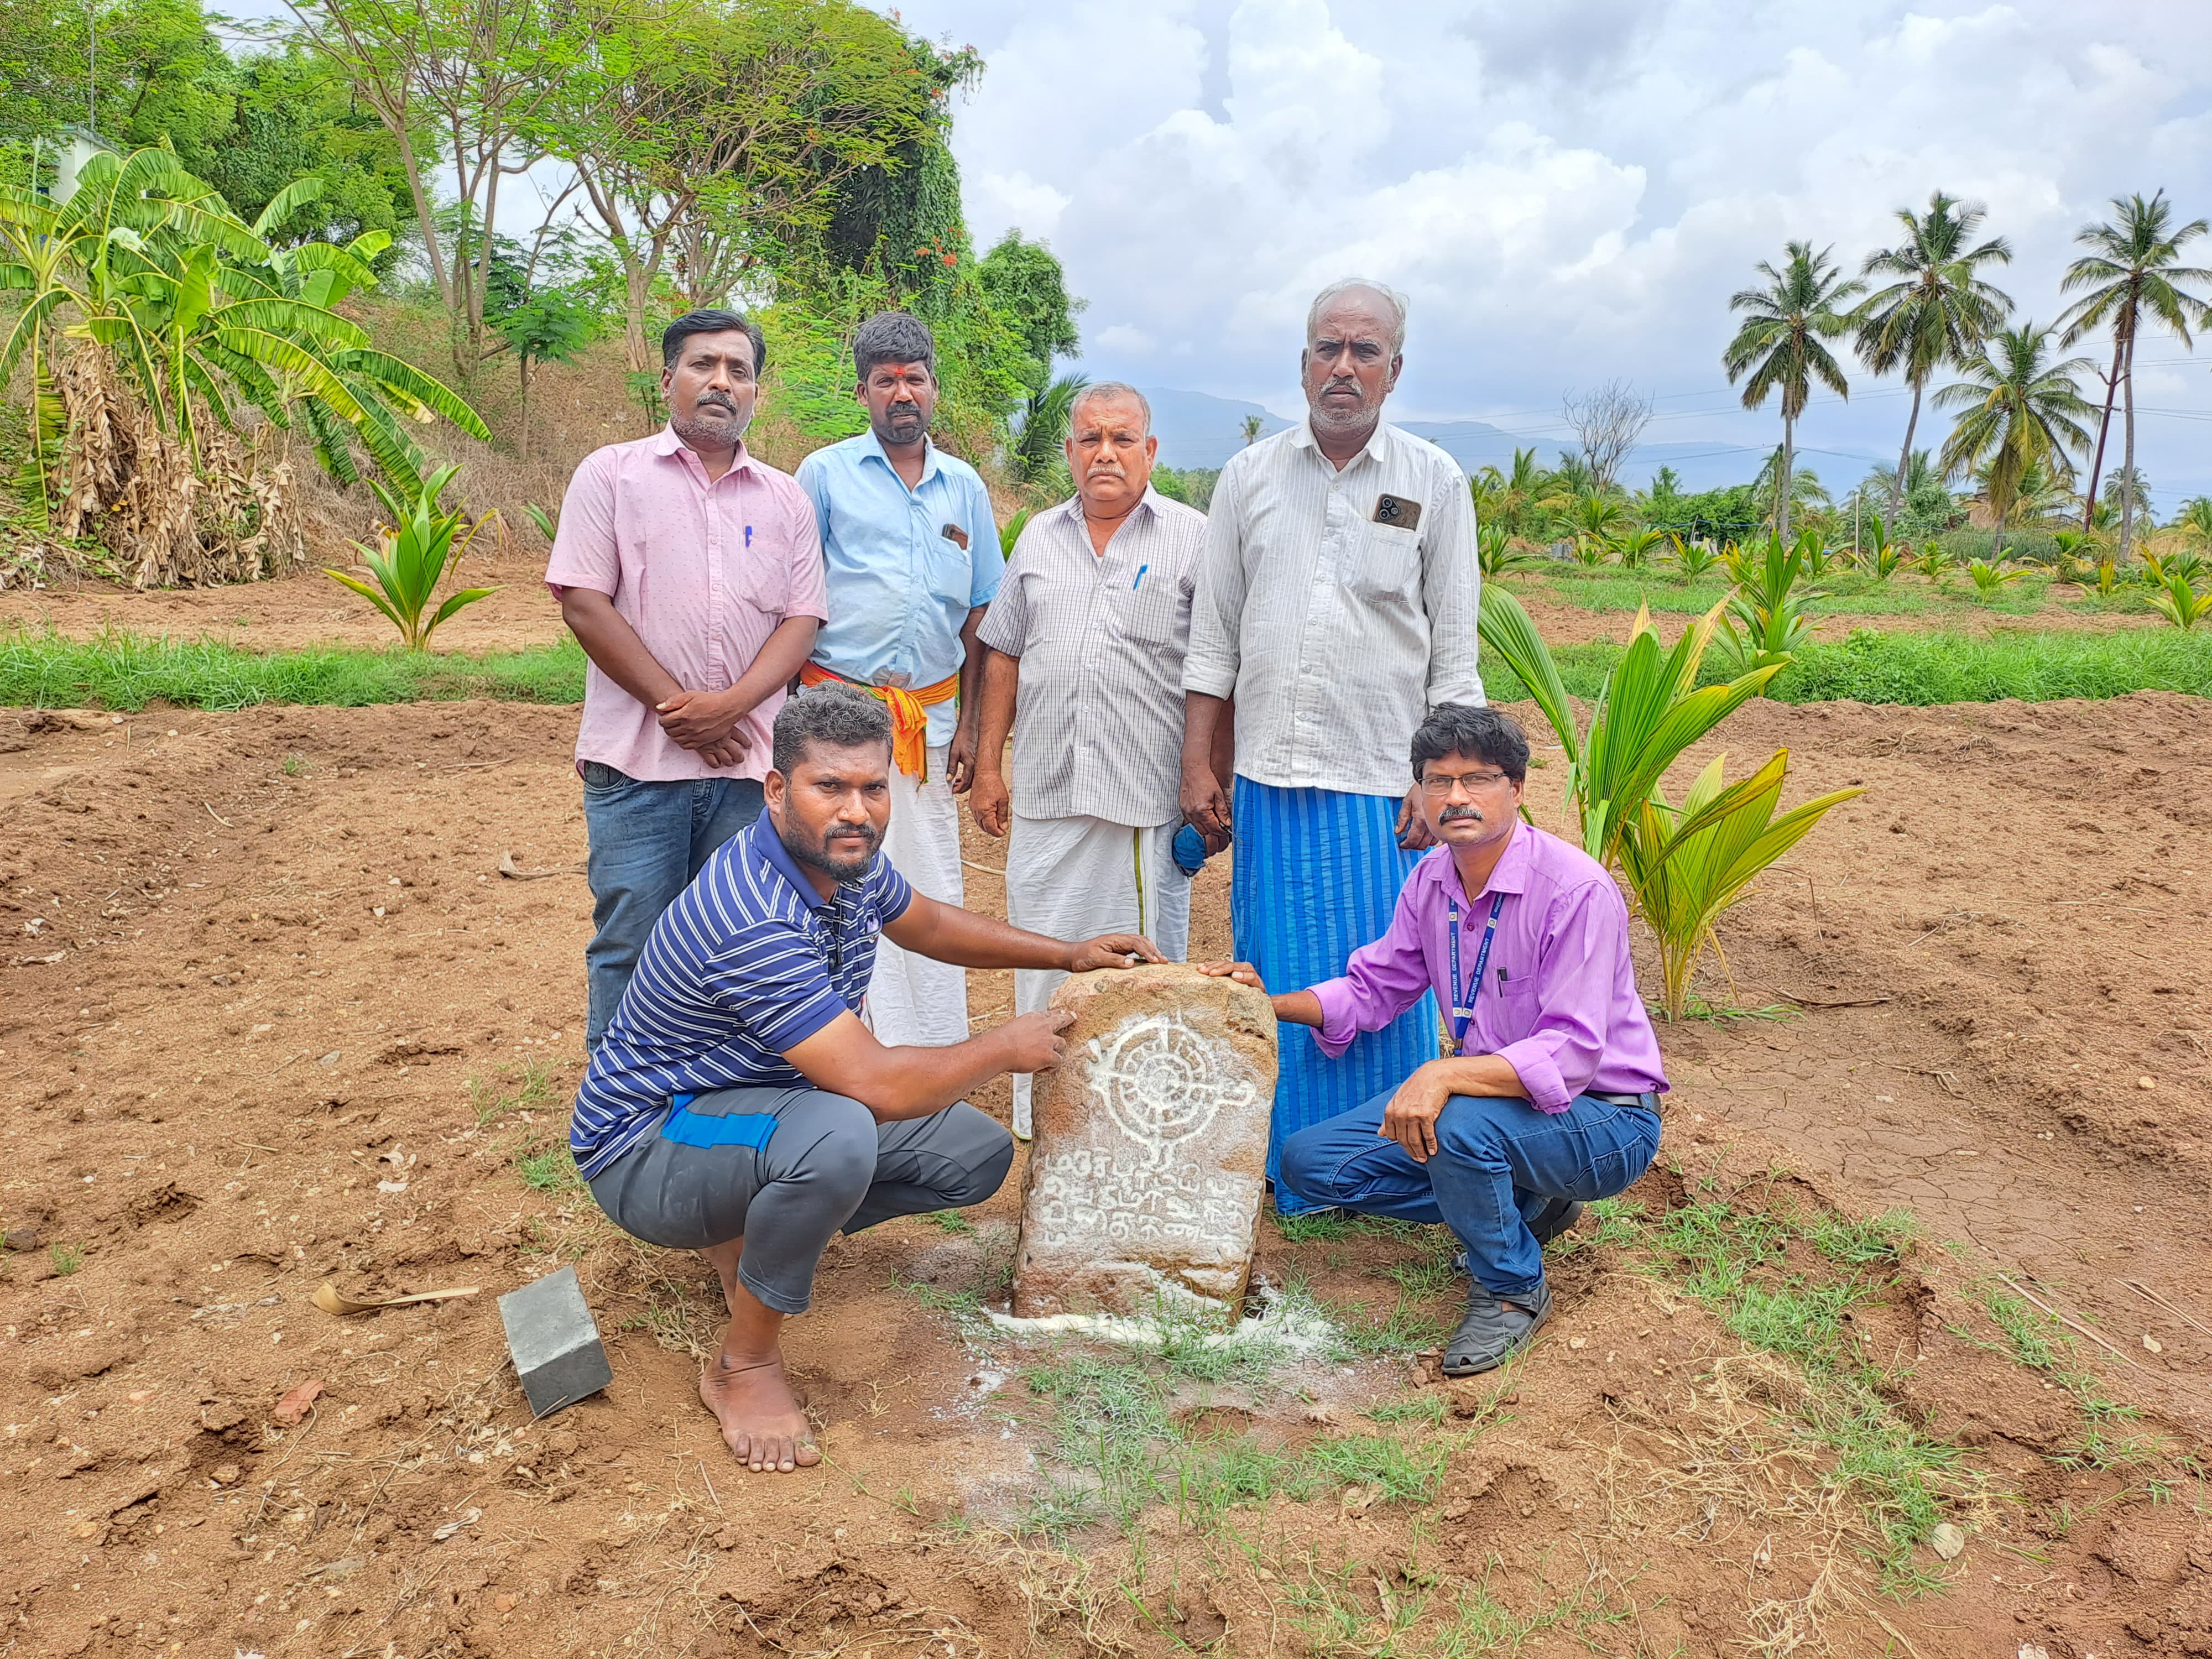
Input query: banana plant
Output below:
<box><xmin>2</xmin><ymin>148</ymin><xmax>488</xmax><ymax>500</ymax></box>
<box><xmin>1617</xmin><ymin>750</ymin><xmax>1863</xmax><ymax>1020</ymax></box>
<box><xmin>2147</xmin><ymin>568</ymin><xmax>2212</xmax><ymax>630</ymax></box>
<box><xmin>1477</xmin><ymin>585</ymin><xmax>1783</xmax><ymax>868</ymax></box>
<box><xmin>324</xmin><ymin>463</ymin><xmax>502</xmax><ymax>650</ymax></box>
<box><xmin>1720</xmin><ymin>530</ymin><xmax>1824</xmax><ymax>681</ymax></box>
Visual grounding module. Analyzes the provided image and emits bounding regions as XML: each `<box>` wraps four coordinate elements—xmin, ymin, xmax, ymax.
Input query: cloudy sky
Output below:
<box><xmin>889</xmin><ymin>0</ymin><xmax>2212</xmax><ymax>502</ymax></box>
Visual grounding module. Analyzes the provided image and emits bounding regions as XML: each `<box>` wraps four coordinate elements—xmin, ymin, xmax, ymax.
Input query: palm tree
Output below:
<box><xmin>1934</xmin><ymin>325</ymin><xmax>2096</xmax><ymax>564</ymax></box>
<box><xmin>1723</xmin><ymin>241</ymin><xmax>1864</xmax><ymax>542</ymax></box>
<box><xmin>1011</xmin><ymin>372</ymin><xmax>1089</xmax><ymax>486</ymax></box>
<box><xmin>2058</xmin><ymin>191</ymin><xmax>2212</xmax><ymax>557</ymax></box>
<box><xmin>1855</xmin><ymin>192</ymin><xmax>2012</xmax><ymax>512</ymax></box>
<box><xmin>1239</xmin><ymin>413</ymin><xmax>1264</xmax><ymax>446</ymax></box>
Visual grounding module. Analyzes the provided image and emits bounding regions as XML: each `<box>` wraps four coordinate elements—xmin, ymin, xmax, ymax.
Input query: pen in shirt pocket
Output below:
<box><xmin>1132</xmin><ymin>563</ymin><xmax>1150</xmax><ymax>591</ymax></box>
<box><xmin>744</xmin><ymin>525</ymin><xmax>754</xmax><ymax>549</ymax></box>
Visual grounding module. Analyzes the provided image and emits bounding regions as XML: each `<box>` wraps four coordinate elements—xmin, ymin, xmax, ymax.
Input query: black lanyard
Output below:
<box><xmin>1446</xmin><ymin>891</ymin><xmax>1506</xmax><ymax>1055</ymax></box>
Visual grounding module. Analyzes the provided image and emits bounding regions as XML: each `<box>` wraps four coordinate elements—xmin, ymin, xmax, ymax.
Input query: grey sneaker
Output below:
<box><xmin>1440</xmin><ymin>1280</ymin><xmax>1553</xmax><ymax>1377</ymax></box>
<box><xmin>1449</xmin><ymin>1201</ymin><xmax>1584</xmax><ymax>1274</ymax></box>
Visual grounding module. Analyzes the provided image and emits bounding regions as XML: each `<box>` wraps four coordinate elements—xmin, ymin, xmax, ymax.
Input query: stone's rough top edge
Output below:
<box><xmin>1045</xmin><ymin>962</ymin><xmax>1279</xmax><ymax>1040</ymax></box>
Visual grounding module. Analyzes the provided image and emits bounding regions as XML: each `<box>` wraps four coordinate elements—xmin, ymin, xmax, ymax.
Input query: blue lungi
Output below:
<box><xmin>1231</xmin><ymin>775</ymin><xmax>1437</xmax><ymax>1213</ymax></box>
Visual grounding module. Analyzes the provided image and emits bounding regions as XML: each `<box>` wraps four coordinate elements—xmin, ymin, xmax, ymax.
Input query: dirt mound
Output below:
<box><xmin>1</xmin><ymin>696</ymin><xmax>2205</xmax><ymax>1657</ymax></box>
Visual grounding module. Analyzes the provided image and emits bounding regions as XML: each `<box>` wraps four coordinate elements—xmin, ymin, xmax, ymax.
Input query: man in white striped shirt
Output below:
<box><xmin>969</xmin><ymin>384</ymin><xmax>1232</xmax><ymax>1136</ymax></box>
<box><xmin>1179</xmin><ymin>279</ymin><xmax>1483</xmax><ymax>1210</ymax></box>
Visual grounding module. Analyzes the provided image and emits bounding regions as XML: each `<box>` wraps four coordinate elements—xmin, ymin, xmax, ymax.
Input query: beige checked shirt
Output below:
<box><xmin>977</xmin><ymin>488</ymin><xmax>1209</xmax><ymax>827</ymax></box>
<box><xmin>1182</xmin><ymin>419</ymin><xmax>1483</xmax><ymax>797</ymax></box>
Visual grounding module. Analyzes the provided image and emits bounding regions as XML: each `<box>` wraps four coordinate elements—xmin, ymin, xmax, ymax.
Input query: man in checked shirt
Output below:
<box><xmin>969</xmin><ymin>383</ymin><xmax>1235</xmax><ymax>1137</ymax></box>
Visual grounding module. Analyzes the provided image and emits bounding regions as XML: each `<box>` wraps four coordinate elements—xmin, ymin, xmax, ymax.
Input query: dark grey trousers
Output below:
<box><xmin>586</xmin><ymin>1086</ymin><xmax>1013</xmax><ymax>1314</ymax></box>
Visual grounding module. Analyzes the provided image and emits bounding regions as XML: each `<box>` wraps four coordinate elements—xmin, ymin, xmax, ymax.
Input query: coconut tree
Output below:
<box><xmin>1935</xmin><ymin>325</ymin><xmax>2096</xmax><ymax>565</ymax></box>
<box><xmin>1855</xmin><ymin>192</ymin><xmax>2013</xmax><ymax>513</ymax></box>
<box><xmin>2057</xmin><ymin>191</ymin><xmax>2212</xmax><ymax>557</ymax></box>
<box><xmin>1723</xmin><ymin>242</ymin><xmax>1864</xmax><ymax>542</ymax></box>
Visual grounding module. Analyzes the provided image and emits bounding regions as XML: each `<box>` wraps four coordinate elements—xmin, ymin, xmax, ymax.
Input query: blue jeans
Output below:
<box><xmin>581</xmin><ymin>762</ymin><xmax>764</xmax><ymax>1048</ymax></box>
<box><xmin>1278</xmin><ymin>1090</ymin><xmax>1662</xmax><ymax>1298</ymax></box>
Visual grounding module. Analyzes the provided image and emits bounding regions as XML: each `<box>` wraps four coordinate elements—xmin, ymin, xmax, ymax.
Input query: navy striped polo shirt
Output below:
<box><xmin>568</xmin><ymin>811</ymin><xmax>912</xmax><ymax>1179</ymax></box>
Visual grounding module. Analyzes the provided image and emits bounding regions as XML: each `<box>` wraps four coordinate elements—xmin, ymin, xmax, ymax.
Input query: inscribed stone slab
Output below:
<box><xmin>1012</xmin><ymin>964</ymin><xmax>1278</xmax><ymax>1318</ymax></box>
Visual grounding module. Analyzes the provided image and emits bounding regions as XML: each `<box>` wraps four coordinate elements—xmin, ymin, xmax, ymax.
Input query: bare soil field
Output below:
<box><xmin>2</xmin><ymin>689</ymin><xmax>2209</xmax><ymax>1658</ymax></box>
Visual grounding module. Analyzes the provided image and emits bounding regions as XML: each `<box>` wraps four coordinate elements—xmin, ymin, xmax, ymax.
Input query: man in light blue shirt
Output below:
<box><xmin>796</xmin><ymin>312</ymin><xmax>1003</xmax><ymax>1049</ymax></box>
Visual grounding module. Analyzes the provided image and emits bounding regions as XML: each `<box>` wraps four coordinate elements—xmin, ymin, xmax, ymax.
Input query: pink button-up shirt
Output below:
<box><xmin>1311</xmin><ymin>821</ymin><xmax>1670</xmax><ymax>1113</ymax></box>
<box><xmin>545</xmin><ymin>428</ymin><xmax>828</xmax><ymax>783</ymax></box>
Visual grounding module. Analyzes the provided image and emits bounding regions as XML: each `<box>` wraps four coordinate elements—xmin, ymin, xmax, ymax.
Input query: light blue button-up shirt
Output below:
<box><xmin>797</xmin><ymin>430</ymin><xmax>1003</xmax><ymax>747</ymax></box>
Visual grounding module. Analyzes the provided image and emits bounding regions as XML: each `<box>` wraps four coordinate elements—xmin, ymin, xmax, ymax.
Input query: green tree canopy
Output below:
<box><xmin>977</xmin><ymin>229</ymin><xmax>1084</xmax><ymax>398</ymax></box>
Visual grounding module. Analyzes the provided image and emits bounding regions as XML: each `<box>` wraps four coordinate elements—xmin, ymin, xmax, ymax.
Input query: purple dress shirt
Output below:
<box><xmin>1310</xmin><ymin>821</ymin><xmax>1669</xmax><ymax>1113</ymax></box>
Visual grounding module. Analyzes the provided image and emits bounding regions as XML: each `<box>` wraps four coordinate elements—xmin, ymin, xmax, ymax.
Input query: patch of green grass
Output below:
<box><xmin>1965</xmin><ymin>1282</ymin><xmax>2162</xmax><ymax>1473</ymax></box>
<box><xmin>0</xmin><ymin>625</ymin><xmax>587</xmax><ymax>711</ymax></box>
<box><xmin>469</xmin><ymin>1057</ymin><xmax>559</xmax><ymax>1127</ymax></box>
<box><xmin>887</xmin><ymin>1269</ymin><xmax>986</xmax><ymax>1318</ymax></box>
<box><xmin>1272</xmin><ymin>1209</ymin><xmax>1373</xmax><ymax>1243</ymax></box>
<box><xmin>1363</xmin><ymin>1394</ymin><xmax>1447</xmax><ymax>1427</ymax></box>
<box><xmin>1767</xmin><ymin>625</ymin><xmax>2212</xmax><ymax>704</ymax></box>
<box><xmin>1305</xmin><ymin>1432</ymin><xmax>1447</xmax><ymax>1503</ymax></box>
<box><xmin>280</xmin><ymin>751</ymin><xmax>311</xmax><ymax>777</ymax></box>
<box><xmin>920</xmin><ymin>1208</ymin><xmax>977</xmax><ymax>1235</ymax></box>
<box><xmin>1010</xmin><ymin>1349</ymin><xmax>1452</xmax><ymax>1541</ymax></box>
<box><xmin>1471</xmin><ymin>605</ymin><xmax>2212</xmax><ymax>710</ymax></box>
<box><xmin>22</xmin><ymin>618</ymin><xmax>2203</xmax><ymax>721</ymax></box>
<box><xmin>49</xmin><ymin>1241</ymin><xmax>84</xmax><ymax>1276</ymax></box>
<box><xmin>1281</xmin><ymin>1550</ymin><xmax>1629</xmax><ymax>1657</ymax></box>
<box><xmin>1621</xmin><ymin>1197</ymin><xmax>1970</xmax><ymax>1581</ymax></box>
<box><xmin>513</xmin><ymin>1140</ymin><xmax>585</xmax><ymax>1196</ymax></box>
<box><xmin>1332</xmin><ymin>1295</ymin><xmax>1456</xmax><ymax>1358</ymax></box>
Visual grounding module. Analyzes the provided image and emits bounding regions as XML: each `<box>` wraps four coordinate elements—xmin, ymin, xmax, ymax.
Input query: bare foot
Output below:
<box><xmin>698</xmin><ymin>1350</ymin><xmax>820</xmax><ymax>1474</ymax></box>
<box><xmin>697</xmin><ymin>1239</ymin><xmax>743</xmax><ymax>1316</ymax></box>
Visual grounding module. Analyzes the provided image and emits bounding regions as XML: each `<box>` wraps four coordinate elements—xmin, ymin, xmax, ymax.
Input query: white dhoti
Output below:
<box><xmin>1004</xmin><ymin>812</ymin><xmax>1192</xmax><ymax>1138</ymax></box>
<box><xmin>864</xmin><ymin>743</ymin><xmax>971</xmax><ymax>1050</ymax></box>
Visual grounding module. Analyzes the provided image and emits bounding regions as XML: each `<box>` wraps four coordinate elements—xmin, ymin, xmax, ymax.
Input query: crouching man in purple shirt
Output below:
<box><xmin>1201</xmin><ymin>703</ymin><xmax>1665</xmax><ymax>1375</ymax></box>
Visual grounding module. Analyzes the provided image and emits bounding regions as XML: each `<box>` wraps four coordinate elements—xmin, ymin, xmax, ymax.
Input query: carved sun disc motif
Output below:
<box><xmin>1093</xmin><ymin>1013</ymin><xmax>1254</xmax><ymax>1151</ymax></box>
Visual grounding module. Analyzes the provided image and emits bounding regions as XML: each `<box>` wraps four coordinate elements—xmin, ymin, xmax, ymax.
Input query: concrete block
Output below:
<box><xmin>498</xmin><ymin>1265</ymin><xmax>612</xmax><ymax>1417</ymax></box>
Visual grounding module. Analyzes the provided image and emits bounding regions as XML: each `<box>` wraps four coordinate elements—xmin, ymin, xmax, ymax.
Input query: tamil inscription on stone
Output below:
<box><xmin>1012</xmin><ymin>963</ymin><xmax>1278</xmax><ymax>1318</ymax></box>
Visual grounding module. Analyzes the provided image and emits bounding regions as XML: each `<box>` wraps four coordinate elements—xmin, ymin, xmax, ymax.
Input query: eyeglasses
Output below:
<box><xmin>1420</xmin><ymin>769</ymin><xmax>1512</xmax><ymax>796</ymax></box>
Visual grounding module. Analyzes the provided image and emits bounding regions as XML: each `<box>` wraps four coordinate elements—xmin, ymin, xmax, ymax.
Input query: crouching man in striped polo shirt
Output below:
<box><xmin>570</xmin><ymin>683</ymin><xmax>1161</xmax><ymax>1474</ymax></box>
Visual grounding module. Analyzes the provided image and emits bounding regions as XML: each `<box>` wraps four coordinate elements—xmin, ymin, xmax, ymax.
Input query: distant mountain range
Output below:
<box><xmin>1140</xmin><ymin>386</ymin><xmax>1877</xmax><ymax>493</ymax></box>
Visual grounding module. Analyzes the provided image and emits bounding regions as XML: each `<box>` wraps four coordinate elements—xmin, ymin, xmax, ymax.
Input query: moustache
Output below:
<box><xmin>697</xmin><ymin>394</ymin><xmax>738</xmax><ymax>413</ymax></box>
<box><xmin>1439</xmin><ymin>805</ymin><xmax>1483</xmax><ymax>823</ymax></box>
<box><xmin>825</xmin><ymin>822</ymin><xmax>880</xmax><ymax>849</ymax></box>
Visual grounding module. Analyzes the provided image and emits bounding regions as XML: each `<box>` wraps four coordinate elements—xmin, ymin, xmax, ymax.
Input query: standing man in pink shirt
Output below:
<box><xmin>546</xmin><ymin>310</ymin><xmax>828</xmax><ymax>1050</ymax></box>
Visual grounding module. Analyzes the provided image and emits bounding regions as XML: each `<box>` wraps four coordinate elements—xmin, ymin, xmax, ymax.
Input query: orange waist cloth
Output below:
<box><xmin>798</xmin><ymin>662</ymin><xmax>958</xmax><ymax>780</ymax></box>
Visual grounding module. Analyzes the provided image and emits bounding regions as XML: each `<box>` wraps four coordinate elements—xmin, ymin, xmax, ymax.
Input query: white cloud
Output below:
<box><xmin>922</xmin><ymin>0</ymin><xmax>2212</xmax><ymax>496</ymax></box>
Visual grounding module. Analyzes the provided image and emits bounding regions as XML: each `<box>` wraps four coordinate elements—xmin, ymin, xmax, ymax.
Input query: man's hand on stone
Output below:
<box><xmin>1196</xmin><ymin>961</ymin><xmax>1267</xmax><ymax>995</ymax></box>
<box><xmin>1003</xmin><ymin>1008</ymin><xmax>1076</xmax><ymax>1071</ymax></box>
<box><xmin>1065</xmin><ymin>933</ymin><xmax>1164</xmax><ymax>973</ymax></box>
<box><xmin>969</xmin><ymin>769</ymin><xmax>1010</xmax><ymax>838</ymax></box>
<box><xmin>1394</xmin><ymin>785</ymin><xmax>1437</xmax><ymax>851</ymax></box>
<box><xmin>656</xmin><ymin>688</ymin><xmax>750</xmax><ymax>753</ymax></box>
<box><xmin>1380</xmin><ymin>1061</ymin><xmax>1453</xmax><ymax>1162</ymax></box>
